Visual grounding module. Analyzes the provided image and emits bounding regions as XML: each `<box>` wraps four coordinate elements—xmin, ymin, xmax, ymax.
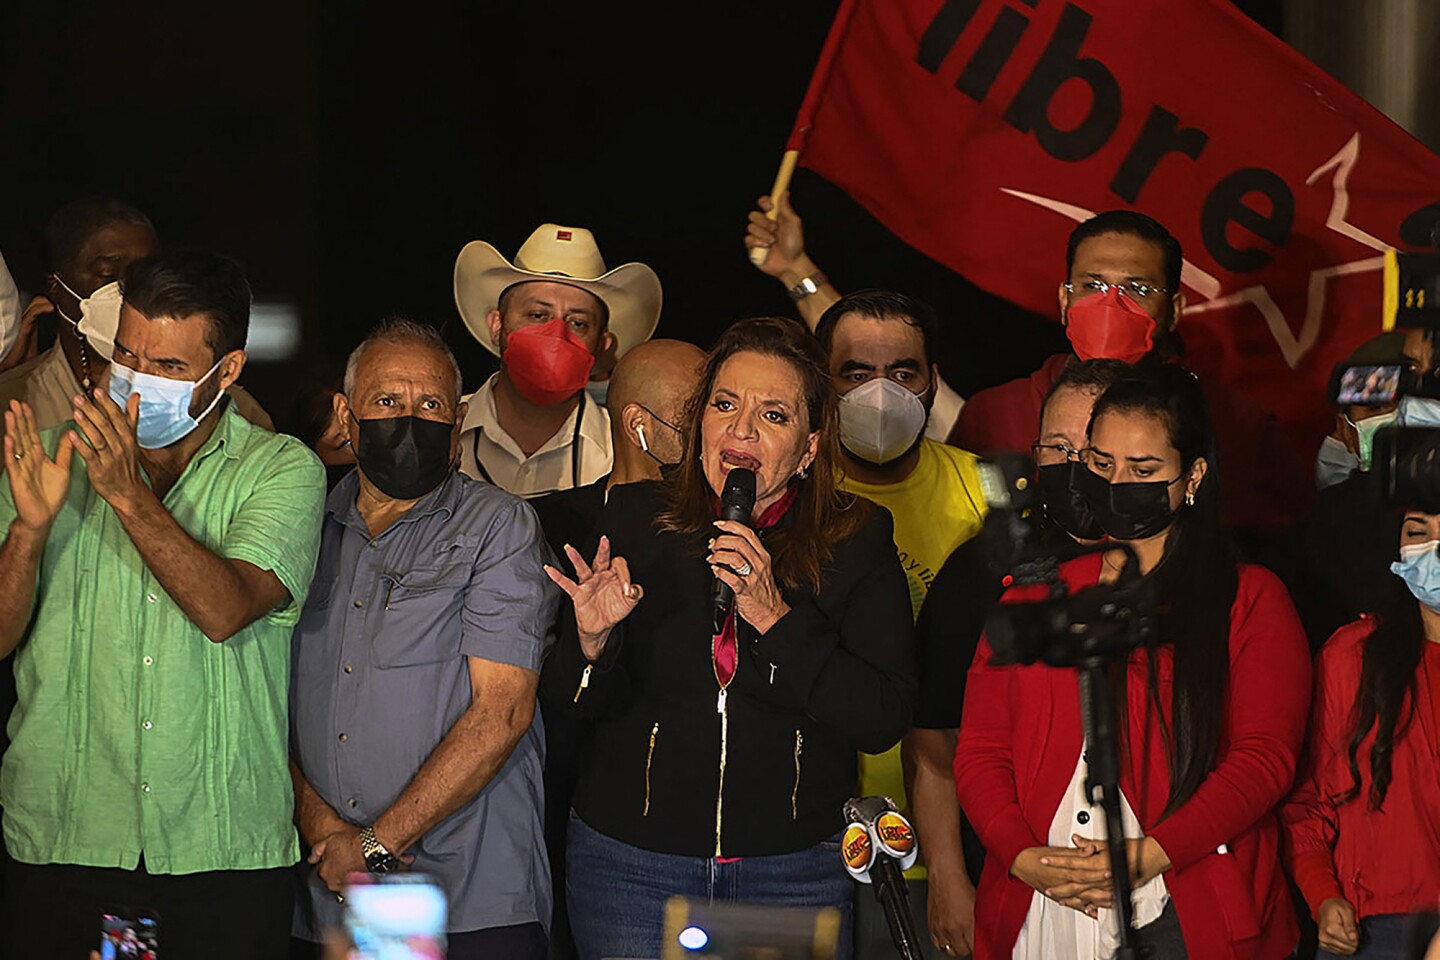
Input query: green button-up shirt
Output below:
<box><xmin>0</xmin><ymin>404</ymin><xmax>325</xmax><ymax>874</ymax></box>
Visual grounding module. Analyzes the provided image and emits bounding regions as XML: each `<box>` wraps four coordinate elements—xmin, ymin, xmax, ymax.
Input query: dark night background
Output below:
<box><xmin>0</xmin><ymin>0</ymin><xmax>1284</xmax><ymax>429</ymax></box>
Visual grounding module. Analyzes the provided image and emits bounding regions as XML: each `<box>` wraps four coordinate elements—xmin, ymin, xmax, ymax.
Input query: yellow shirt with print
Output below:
<box><xmin>838</xmin><ymin>437</ymin><xmax>988</xmax><ymax>877</ymax></box>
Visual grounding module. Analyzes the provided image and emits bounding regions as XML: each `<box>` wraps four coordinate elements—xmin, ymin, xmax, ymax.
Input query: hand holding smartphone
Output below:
<box><xmin>98</xmin><ymin>912</ymin><xmax>159</xmax><ymax>960</ymax></box>
<box><xmin>344</xmin><ymin>874</ymin><xmax>447</xmax><ymax>960</ymax></box>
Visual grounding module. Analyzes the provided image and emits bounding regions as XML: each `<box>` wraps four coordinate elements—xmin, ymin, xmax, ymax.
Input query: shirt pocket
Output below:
<box><xmin>371</xmin><ymin>538</ymin><xmax>479</xmax><ymax>668</ymax></box>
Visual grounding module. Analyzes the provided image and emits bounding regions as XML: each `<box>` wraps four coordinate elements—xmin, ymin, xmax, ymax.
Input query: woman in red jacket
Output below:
<box><xmin>955</xmin><ymin>364</ymin><xmax>1311</xmax><ymax>959</ymax></box>
<box><xmin>1281</xmin><ymin>508</ymin><xmax>1440</xmax><ymax>958</ymax></box>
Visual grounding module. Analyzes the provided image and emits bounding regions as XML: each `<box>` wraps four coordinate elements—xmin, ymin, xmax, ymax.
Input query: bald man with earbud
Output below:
<box><xmin>530</xmin><ymin>337</ymin><xmax>704</xmax><ymax>960</ymax></box>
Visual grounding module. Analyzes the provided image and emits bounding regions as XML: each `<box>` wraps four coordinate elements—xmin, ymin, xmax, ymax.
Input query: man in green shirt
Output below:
<box><xmin>0</xmin><ymin>250</ymin><xmax>325</xmax><ymax>959</ymax></box>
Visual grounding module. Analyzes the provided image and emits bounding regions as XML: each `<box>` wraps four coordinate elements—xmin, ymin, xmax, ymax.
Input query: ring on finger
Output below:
<box><xmin>735</xmin><ymin>562</ymin><xmax>752</xmax><ymax>577</ymax></box>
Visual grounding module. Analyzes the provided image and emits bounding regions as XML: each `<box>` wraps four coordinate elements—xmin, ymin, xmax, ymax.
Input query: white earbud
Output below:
<box><xmin>637</xmin><ymin>424</ymin><xmax>650</xmax><ymax>454</ymax></box>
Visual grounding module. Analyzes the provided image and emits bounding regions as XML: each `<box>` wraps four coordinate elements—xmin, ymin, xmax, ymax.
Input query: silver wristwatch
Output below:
<box><xmin>359</xmin><ymin>825</ymin><xmax>401</xmax><ymax>875</ymax></box>
<box><xmin>787</xmin><ymin>273</ymin><xmax>827</xmax><ymax>301</ymax></box>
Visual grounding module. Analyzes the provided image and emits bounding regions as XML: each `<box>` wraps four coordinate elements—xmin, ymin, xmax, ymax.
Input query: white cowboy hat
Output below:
<box><xmin>454</xmin><ymin>224</ymin><xmax>663</xmax><ymax>358</ymax></box>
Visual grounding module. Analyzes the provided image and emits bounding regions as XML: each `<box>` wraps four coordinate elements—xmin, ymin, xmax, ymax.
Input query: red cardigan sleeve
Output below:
<box><xmin>1279</xmin><ymin>622</ymin><xmax>1370</xmax><ymax>915</ymax></box>
<box><xmin>954</xmin><ymin>635</ymin><xmax>1042</xmax><ymax>874</ymax></box>
<box><xmin>1149</xmin><ymin>566</ymin><xmax>1313</xmax><ymax>870</ymax></box>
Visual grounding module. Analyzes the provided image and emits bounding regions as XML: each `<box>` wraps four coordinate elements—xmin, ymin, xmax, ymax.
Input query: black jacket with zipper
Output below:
<box><xmin>541</xmin><ymin>480</ymin><xmax>916</xmax><ymax>858</ymax></box>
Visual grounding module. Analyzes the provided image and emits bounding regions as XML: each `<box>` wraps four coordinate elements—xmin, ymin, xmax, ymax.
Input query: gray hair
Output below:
<box><xmin>343</xmin><ymin>318</ymin><xmax>463</xmax><ymax>402</ymax></box>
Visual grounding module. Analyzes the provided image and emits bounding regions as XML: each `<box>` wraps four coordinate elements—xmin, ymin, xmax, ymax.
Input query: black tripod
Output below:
<box><xmin>1077</xmin><ymin>655</ymin><xmax>1142</xmax><ymax>960</ymax></box>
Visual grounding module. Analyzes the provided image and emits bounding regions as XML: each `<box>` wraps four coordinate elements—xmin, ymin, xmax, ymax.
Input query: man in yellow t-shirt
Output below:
<box><xmin>816</xmin><ymin>291</ymin><xmax>986</xmax><ymax>960</ymax></box>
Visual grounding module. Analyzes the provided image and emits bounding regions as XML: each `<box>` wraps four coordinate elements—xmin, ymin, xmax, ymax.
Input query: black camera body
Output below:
<box><xmin>1327</xmin><ymin>249</ymin><xmax>1440</xmax><ymax>510</ymax></box>
<box><xmin>1373</xmin><ymin>426</ymin><xmax>1440</xmax><ymax>514</ymax></box>
<box><xmin>984</xmin><ymin>563</ymin><xmax>1158</xmax><ymax>669</ymax></box>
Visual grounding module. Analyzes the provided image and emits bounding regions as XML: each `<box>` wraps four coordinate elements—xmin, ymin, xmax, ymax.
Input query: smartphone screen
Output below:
<box><xmin>1335</xmin><ymin>363</ymin><xmax>1403</xmax><ymax>405</ymax></box>
<box><xmin>343</xmin><ymin>874</ymin><xmax>447</xmax><ymax>960</ymax></box>
<box><xmin>99</xmin><ymin>913</ymin><xmax>159</xmax><ymax>960</ymax></box>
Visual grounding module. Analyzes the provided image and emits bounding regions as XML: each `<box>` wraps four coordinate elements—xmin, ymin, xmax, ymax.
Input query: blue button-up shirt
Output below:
<box><xmin>290</xmin><ymin>469</ymin><xmax>558</xmax><ymax>938</ymax></box>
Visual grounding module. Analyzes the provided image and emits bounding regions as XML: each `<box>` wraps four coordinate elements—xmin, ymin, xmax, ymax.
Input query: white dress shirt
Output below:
<box><xmin>458</xmin><ymin>373</ymin><xmax>613</xmax><ymax>498</ymax></box>
<box><xmin>1012</xmin><ymin>741</ymin><xmax>1169</xmax><ymax>960</ymax></box>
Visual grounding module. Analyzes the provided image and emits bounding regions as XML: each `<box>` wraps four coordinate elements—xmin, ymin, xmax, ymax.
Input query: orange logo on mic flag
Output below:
<box><xmin>842</xmin><ymin>823</ymin><xmax>873</xmax><ymax>872</ymax></box>
<box><xmin>876</xmin><ymin>812</ymin><xmax>915</xmax><ymax>856</ymax></box>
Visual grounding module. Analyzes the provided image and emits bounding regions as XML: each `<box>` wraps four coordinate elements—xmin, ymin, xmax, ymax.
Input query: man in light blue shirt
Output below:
<box><xmin>289</xmin><ymin>319</ymin><xmax>558</xmax><ymax>960</ymax></box>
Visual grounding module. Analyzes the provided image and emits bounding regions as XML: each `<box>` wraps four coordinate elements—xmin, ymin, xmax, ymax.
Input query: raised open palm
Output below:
<box><xmin>544</xmin><ymin>536</ymin><xmax>643</xmax><ymax>659</ymax></box>
<box><xmin>3</xmin><ymin>400</ymin><xmax>72</xmax><ymax>532</ymax></box>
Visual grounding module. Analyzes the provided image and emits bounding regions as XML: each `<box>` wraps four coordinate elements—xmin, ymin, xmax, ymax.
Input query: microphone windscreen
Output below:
<box><xmin>719</xmin><ymin>468</ymin><xmax>757</xmax><ymax>519</ymax></box>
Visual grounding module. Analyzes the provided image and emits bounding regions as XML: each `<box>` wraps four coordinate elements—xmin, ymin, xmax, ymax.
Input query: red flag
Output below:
<box><xmin>789</xmin><ymin>0</ymin><xmax>1440</xmax><ymax>472</ymax></box>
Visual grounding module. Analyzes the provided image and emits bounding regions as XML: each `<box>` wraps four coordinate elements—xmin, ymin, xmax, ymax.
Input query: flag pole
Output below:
<box><xmin>748</xmin><ymin>150</ymin><xmax>801</xmax><ymax>266</ymax></box>
<box><xmin>748</xmin><ymin>0</ymin><xmax>862</xmax><ymax>268</ymax></box>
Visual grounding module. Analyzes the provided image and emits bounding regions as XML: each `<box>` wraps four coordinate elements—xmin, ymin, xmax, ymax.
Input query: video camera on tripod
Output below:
<box><xmin>968</xmin><ymin>450</ymin><xmax>1164</xmax><ymax>959</ymax></box>
<box><xmin>1332</xmin><ymin>248</ymin><xmax>1440</xmax><ymax>510</ymax></box>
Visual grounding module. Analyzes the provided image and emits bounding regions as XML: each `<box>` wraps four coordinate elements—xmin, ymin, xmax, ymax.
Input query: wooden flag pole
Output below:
<box><xmin>748</xmin><ymin>149</ymin><xmax>801</xmax><ymax>267</ymax></box>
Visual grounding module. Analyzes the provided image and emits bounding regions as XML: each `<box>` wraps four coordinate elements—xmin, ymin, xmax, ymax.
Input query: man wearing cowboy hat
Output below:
<box><xmin>453</xmin><ymin>224</ymin><xmax>662</xmax><ymax>498</ymax></box>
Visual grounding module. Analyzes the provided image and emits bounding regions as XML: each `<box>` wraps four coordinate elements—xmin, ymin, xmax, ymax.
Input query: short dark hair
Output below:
<box><xmin>1065</xmin><ymin>210</ymin><xmax>1182</xmax><ymax>294</ymax></box>
<box><xmin>1044</xmin><ymin>357</ymin><xmax>1133</xmax><ymax>407</ymax></box>
<box><xmin>43</xmin><ymin>197</ymin><xmax>155</xmax><ymax>273</ymax></box>
<box><xmin>121</xmin><ymin>250</ymin><xmax>251</xmax><ymax>361</ymax></box>
<box><xmin>814</xmin><ymin>290</ymin><xmax>941</xmax><ymax>369</ymax></box>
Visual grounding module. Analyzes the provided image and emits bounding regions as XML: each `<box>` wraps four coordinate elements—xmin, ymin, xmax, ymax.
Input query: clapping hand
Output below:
<box><xmin>3</xmin><ymin>400</ymin><xmax>72</xmax><ymax>533</ymax></box>
<box><xmin>545</xmin><ymin>536</ymin><xmax>643</xmax><ymax>660</ymax></box>
<box><xmin>70</xmin><ymin>389</ymin><xmax>146</xmax><ymax>513</ymax></box>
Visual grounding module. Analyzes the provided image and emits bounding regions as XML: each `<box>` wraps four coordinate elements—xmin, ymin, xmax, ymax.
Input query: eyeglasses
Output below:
<box><xmin>1063</xmin><ymin>279</ymin><xmax>1170</xmax><ymax>302</ymax></box>
<box><xmin>1030</xmin><ymin>441</ymin><xmax>1085</xmax><ymax>463</ymax></box>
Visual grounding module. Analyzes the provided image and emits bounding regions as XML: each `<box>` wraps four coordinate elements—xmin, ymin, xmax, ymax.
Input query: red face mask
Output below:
<box><xmin>1065</xmin><ymin>286</ymin><xmax>1157</xmax><ymax>364</ymax></box>
<box><xmin>502</xmin><ymin>318</ymin><xmax>597</xmax><ymax>406</ymax></box>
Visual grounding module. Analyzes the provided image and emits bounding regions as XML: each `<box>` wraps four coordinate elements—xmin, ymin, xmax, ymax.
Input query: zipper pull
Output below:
<box><xmin>573</xmin><ymin>664</ymin><xmax>593</xmax><ymax>703</ymax></box>
<box><xmin>717</xmin><ymin>687</ymin><xmax>727</xmax><ymax>715</ymax></box>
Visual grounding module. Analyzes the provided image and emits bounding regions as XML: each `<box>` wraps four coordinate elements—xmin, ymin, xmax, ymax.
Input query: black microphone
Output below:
<box><xmin>712</xmin><ymin>468</ymin><xmax>756</xmax><ymax>634</ymax></box>
<box><xmin>842</xmin><ymin>796</ymin><xmax>923</xmax><ymax>960</ymax></box>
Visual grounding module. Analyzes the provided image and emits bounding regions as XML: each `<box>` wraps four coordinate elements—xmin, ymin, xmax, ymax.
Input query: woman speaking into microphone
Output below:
<box><xmin>543</xmin><ymin>317</ymin><xmax>915</xmax><ymax>960</ymax></box>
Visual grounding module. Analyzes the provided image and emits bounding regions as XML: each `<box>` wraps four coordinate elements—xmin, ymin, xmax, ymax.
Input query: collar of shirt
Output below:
<box><xmin>325</xmin><ymin>467</ymin><xmax>461</xmax><ymax>533</ymax></box>
<box><xmin>460</xmin><ymin>373</ymin><xmax>610</xmax><ymax>457</ymax></box>
<box><xmin>458</xmin><ymin>373</ymin><xmax>613</xmax><ymax>496</ymax></box>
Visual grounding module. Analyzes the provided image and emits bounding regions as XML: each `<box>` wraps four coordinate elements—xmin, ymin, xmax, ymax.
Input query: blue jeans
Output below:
<box><xmin>1317</xmin><ymin>913</ymin><xmax>1405</xmax><ymax>960</ymax></box>
<box><xmin>566</xmin><ymin>812</ymin><xmax>853</xmax><ymax>960</ymax></box>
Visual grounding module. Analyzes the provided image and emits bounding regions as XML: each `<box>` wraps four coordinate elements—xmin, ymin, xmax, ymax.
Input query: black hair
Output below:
<box><xmin>283</xmin><ymin>369</ymin><xmax>346</xmax><ymax>448</ymax></box>
<box><xmin>1043</xmin><ymin>357</ymin><xmax>1134</xmax><ymax>408</ymax></box>
<box><xmin>120</xmin><ymin>249</ymin><xmax>251</xmax><ymax>361</ymax></box>
<box><xmin>814</xmin><ymin>289</ymin><xmax>941</xmax><ymax>371</ymax></box>
<box><xmin>1066</xmin><ymin>210</ymin><xmax>1183</xmax><ymax>298</ymax></box>
<box><xmin>1089</xmin><ymin>363</ymin><xmax>1237</xmax><ymax>818</ymax></box>
<box><xmin>43</xmin><ymin>197</ymin><xmax>155</xmax><ymax>273</ymax></box>
<box><xmin>1343</xmin><ymin>515</ymin><xmax>1424</xmax><ymax>811</ymax></box>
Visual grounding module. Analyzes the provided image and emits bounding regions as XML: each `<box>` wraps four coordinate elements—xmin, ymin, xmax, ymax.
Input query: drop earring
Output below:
<box><xmin>1185</xmin><ymin>490</ymin><xmax>1195</xmax><ymax>506</ymax></box>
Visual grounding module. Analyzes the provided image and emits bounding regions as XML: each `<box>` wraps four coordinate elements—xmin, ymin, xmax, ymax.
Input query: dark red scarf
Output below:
<box><xmin>713</xmin><ymin>486</ymin><xmax>799</xmax><ymax>686</ymax></box>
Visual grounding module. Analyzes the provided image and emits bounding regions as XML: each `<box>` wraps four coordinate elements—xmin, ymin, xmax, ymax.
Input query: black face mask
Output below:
<box><xmin>1073</xmin><ymin>462</ymin><xmax>1183</xmax><ymax>540</ymax></box>
<box><xmin>354</xmin><ymin>415</ymin><xmax>454</xmax><ymax>500</ymax></box>
<box><xmin>1035</xmin><ymin>461</ymin><xmax>1106</xmax><ymax>541</ymax></box>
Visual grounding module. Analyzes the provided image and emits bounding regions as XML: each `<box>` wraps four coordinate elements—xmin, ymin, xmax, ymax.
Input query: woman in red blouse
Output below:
<box><xmin>955</xmin><ymin>364</ymin><xmax>1311</xmax><ymax>959</ymax></box>
<box><xmin>1281</xmin><ymin>508</ymin><xmax>1440</xmax><ymax>959</ymax></box>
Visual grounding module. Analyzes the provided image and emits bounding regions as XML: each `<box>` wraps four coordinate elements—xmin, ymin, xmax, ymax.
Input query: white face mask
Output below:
<box><xmin>1398</xmin><ymin>394</ymin><xmax>1440</xmax><ymax>429</ymax></box>
<box><xmin>53</xmin><ymin>276</ymin><xmax>122</xmax><ymax>360</ymax></box>
<box><xmin>1314</xmin><ymin>435</ymin><xmax>1359</xmax><ymax>490</ymax></box>
<box><xmin>838</xmin><ymin>377</ymin><xmax>928</xmax><ymax>464</ymax></box>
